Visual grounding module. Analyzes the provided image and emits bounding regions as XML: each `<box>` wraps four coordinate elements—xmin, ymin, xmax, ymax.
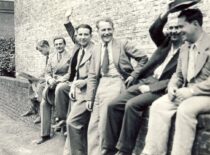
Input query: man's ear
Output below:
<box><xmin>192</xmin><ymin>20</ymin><xmax>200</xmax><ymax>27</ymax></box>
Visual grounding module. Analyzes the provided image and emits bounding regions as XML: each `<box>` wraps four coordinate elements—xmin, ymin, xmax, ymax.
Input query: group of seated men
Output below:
<box><xmin>22</xmin><ymin>4</ymin><xmax>210</xmax><ymax>155</ymax></box>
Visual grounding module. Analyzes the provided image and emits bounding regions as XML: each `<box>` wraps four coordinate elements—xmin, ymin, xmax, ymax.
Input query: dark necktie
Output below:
<box><xmin>46</xmin><ymin>55</ymin><xmax>49</xmax><ymax>65</ymax></box>
<box><xmin>76</xmin><ymin>49</ymin><xmax>85</xmax><ymax>79</ymax></box>
<box><xmin>78</xmin><ymin>49</ymin><xmax>85</xmax><ymax>67</ymax></box>
<box><xmin>102</xmin><ymin>43</ymin><xmax>109</xmax><ymax>74</ymax></box>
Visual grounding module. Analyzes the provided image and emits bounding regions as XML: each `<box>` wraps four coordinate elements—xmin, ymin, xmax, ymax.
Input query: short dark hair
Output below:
<box><xmin>178</xmin><ymin>8</ymin><xmax>203</xmax><ymax>26</ymax></box>
<box><xmin>36</xmin><ymin>40</ymin><xmax>49</xmax><ymax>50</ymax></box>
<box><xmin>96</xmin><ymin>17</ymin><xmax>114</xmax><ymax>29</ymax></box>
<box><xmin>76</xmin><ymin>24</ymin><xmax>93</xmax><ymax>34</ymax></box>
<box><xmin>53</xmin><ymin>36</ymin><xmax>66</xmax><ymax>45</ymax></box>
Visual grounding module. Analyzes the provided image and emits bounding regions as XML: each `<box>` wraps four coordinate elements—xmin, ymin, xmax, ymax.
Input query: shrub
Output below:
<box><xmin>0</xmin><ymin>38</ymin><xmax>15</xmax><ymax>77</ymax></box>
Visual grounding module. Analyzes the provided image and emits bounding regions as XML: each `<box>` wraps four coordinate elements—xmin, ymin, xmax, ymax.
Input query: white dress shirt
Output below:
<box><xmin>153</xmin><ymin>45</ymin><xmax>179</xmax><ymax>79</ymax></box>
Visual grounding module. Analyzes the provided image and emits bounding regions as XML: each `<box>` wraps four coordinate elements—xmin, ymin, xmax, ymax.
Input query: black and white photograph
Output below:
<box><xmin>0</xmin><ymin>0</ymin><xmax>210</xmax><ymax>155</ymax></box>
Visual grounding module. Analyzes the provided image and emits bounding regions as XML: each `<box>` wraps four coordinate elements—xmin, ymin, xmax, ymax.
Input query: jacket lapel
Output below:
<box><xmin>55</xmin><ymin>50</ymin><xmax>70</xmax><ymax>71</ymax></box>
<box><xmin>111</xmin><ymin>39</ymin><xmax>121</xmax><ymax>71</ymax></box>
<box><xmin>160</xmin><ymin>50</ymin><xmax>179</xmax><ymax>76</ymax></box>
<box><xmin>79</xmin><ymin>43</ymin><xmax>93</xmax><ymax>67</ymax></box>
<box><xmin>181</xmin><ymin>44</ymin><xmax>190</xmax><ymax>80</ymax></box>
<box><xmin>194</xmin><ymin>33</ymin><xmax>210</xmax><ymax>77</ymax></box>
<box><xmin>95</xmin><ymin>44</ymin><xmax>102</xmax><ymax>76</ymax></box>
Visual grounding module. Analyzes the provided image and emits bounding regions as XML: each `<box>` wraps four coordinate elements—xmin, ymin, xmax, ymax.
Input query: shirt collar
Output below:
<box><xmin>58</xmin><ymin>49</ymin><xmax>66</xmax><ymax>55</ymax></box>
<box><xmin>192</xmin><ymin>32</ymin><xmax>204</xmax><ymax>50</ymax></box>
<box><xmin>101</xmin><ymin>40</ymin><xmax>113</xmax><ymax>47</ymax></box>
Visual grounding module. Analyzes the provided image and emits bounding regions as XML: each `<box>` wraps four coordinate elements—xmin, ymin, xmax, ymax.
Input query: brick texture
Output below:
<box><xmin>0</xmin><ymin>76</ymin><xmax>38</xmax><ymax>128</ymax></box>
<box><xmin>15</xmin><ymin>0</ymin><xmax>210</xmax><ymax>77</ymax></box>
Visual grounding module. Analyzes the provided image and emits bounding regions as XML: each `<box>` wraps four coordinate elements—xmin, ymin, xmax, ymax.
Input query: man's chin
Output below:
<box><xmin>80</xmin><ymin>42</ymin><xmax>88</xmax><ymax>47</ymax></box>
<box><xmin>57</xmin><ymin>49</ymin><xmax>64</xmax><ymax>53</ymax></box>
<box><xmin>102</xmin><ymin>38</ymin><xmax>112</xmax><ymax>43</ymax></box>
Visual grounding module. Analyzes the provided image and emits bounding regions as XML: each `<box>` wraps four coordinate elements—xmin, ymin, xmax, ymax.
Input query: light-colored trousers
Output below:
<box><xmin>142</xmin><ymin>94</ymin><xmax>210</xmax><ymax>155</ymax></box>
<box><xmin>88</xmin><ymin>76</ymin><xmax>126</xmax><ymax>155</ymax></box>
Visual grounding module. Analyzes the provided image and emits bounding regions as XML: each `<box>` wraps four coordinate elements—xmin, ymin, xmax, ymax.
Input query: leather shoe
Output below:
<box><xmin>21</xmin><ymin>110</ymin><xmax>36</xmax><ymax>117</ymax></box>
<box><xmin>34</xmin><ymin>116</ymin><xmax>41</xmax><ymax>124</ymax></box>
<box><xmin>52</xmin><ymin>120</ymin><xmax>66</xmax><ymax>131</ymax></box>
<box><xmin>102</xmin><ymin>149</ymin><xmax>117</xmax><ymax>155</ymax></box>
<box><xmin>36</xmin><ymin>136</ymin><xmax>50</xmax><ymax>144</ymax></box>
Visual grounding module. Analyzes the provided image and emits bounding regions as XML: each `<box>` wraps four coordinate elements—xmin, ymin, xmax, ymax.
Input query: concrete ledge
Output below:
<box><xmin>1</xmin><ymin>76</ymin><xmax>210</xmax><ymax>154</ymax></box>
<box><xmin>0</xmin><ymin>76</ymin><xmax>39</xmax><ymax>128</ymax></box>
<box><xmin>133</xmin><ymin>109</ymin><xmax>210</xmax><ymax>155</ymax></box>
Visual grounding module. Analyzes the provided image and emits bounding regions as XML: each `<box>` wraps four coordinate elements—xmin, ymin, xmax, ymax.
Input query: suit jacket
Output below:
<box><xmin>62</xmin><ymin>22</ymin><xmax>95</xmax><ymax>84</ymax></box>
<box><xmin>62</xmin><ymin>42</ymin><xmax>95</xmax><ymax>83</ymax></box>
<box><xmin>64</xmin><ymin>21</ymin><xmax>77</xmax><ymax>44</ymax></box>
<box><xmin>169</xmin><ymin>32</ymin><xmax>210</xmax><ymax>96</ymax></box>
<box><xmin>45</xmin><ymin>49</ymin><xmax>71</xmax><ymax>83</ymax></box>
<box><xmin>43</xmin><ymin>50</ymin><xmax>70</xmax><ymax>104</ymax></box>
<box><xmin>86</xmin><ymin>39</ymin><xmax>148</xmax><ymax>102</ymax></box>
<box><xmin>30</xmin><ymin>55</ymin><xmax>49</xmax><ymax>102</ymax></box>
<box><xmin>137</xmin><ymin>14</ymin><xmax>180</xmax><ymax>93</ymax></box>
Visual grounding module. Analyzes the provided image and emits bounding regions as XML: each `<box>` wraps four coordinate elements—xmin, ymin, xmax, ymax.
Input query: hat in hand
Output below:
<box><xmin>169</xmin><ymin>0</ymin><xmax>201</xmax><ymax>13</ymax></box>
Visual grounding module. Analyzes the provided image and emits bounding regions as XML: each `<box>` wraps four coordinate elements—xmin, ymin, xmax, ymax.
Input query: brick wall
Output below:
<box><xmin>15</xmin><ymin>0</ymin><xmax>210</xmax><ymax>77</ymax></box>
<box><xmin>0</xmin><ymin>76</ymin><xmax>38</xmax><ymax>128</ymax></box>
<box><xmin>133</xmin><ymin>110</ymin><xmax>210</xmax><ymax>155</ymax></box>
<box><xmin>0</xmin><ymin>1</ymin><xmax>14</xmax><ymax>39</ymax></box>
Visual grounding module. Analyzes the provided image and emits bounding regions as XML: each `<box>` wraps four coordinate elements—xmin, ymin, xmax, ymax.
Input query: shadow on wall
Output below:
<box><xmin>0</xmin><ymin>38</ymin><xmax>15</xmax><ymax>77</ymax></box>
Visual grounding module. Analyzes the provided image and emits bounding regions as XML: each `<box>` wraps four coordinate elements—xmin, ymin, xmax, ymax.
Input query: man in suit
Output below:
<box><xmin>36</xmin><ymin>37</ymin><xmax>71</xmax><ymax>144</ymax></box>
<box><xmin>141</xmin><ymin>8</ymin><xmax>210</xmax><ymax>155</ymax></box>
<box><xmin>85</xmin><ymin>18</ymin><xmax>148</xmax><ymax>155</ymax></box>
<box><xmin>101</xmin><ymin>7</ymin><xmax>183</xmax><ymax>155</ymax></box>
<box><xmin>61</xmin><ymin>11</ymin><xmax>95</xmax><ymax>155</ymax></box>
<box><xmin>21</xmin><ymin>40</ymin><xmax>50</xmax><ymax>124</ymax></box>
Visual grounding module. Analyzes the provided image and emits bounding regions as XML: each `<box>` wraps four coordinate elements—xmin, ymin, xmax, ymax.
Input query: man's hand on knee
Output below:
<box><xmin>168</xmin><ymin>87</ymin><xmax>178</xmax><ymax>101</ymax></box>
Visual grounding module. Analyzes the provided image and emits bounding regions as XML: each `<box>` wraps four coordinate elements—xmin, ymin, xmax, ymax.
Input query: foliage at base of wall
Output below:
<box><xmin>0</xmin><ymin>38</ymin><xmax>15</xmax><ymax>77</ymax></box>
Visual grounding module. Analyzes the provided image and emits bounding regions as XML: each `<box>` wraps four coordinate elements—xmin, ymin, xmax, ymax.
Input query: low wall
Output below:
<box><xmin>1</xmin><ymin>76</ymin><xmax>210</xmax><ymax>154</ymax></box>
<box><xmin>0</xmin><ymin>76</ymin><xmax>38</xmax><ymax>128</ymax></box>
<box><xmin>134</xmin><ymin>110</ymin><xmax>210</xmax><ymax>155</ymax></box>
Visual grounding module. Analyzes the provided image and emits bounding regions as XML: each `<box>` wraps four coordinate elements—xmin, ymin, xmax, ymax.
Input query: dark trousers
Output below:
<box><xmin>55</xmin><ymin>83</ymin><xmax>70</xmax><ymax>120</ymax></box>
<box><xmin>102</xmin><ymin>77</ymin><xmax>162</xmax><ymax>154</ymax></box>
<box><xmin>66</xmin><ymin>90</ymin><xmax>90</xmax><ymax>155</ymax></box>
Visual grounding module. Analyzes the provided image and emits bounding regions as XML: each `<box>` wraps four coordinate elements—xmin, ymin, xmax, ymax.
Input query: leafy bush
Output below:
<box><xmin>0</xmin><ymin>38</ymin><xmax>15</xmax><ymax>77</ymax></box>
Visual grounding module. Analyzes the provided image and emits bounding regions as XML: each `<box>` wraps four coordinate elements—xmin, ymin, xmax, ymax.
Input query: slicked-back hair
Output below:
<box><xmin>36</xmin><ymin>40</ymin><xmax>49</xmax><ymax>50</ymax></box>
<box><xmin>53</xmin><ymin>36</ymin><xmax>66</xmax><ymax>45</ymax></box>
<box><xmin>76</xmin><ymin>24</ymin><xmax>93</xmax><ymax>34</ymax></box>
<box><xmin>96</xmin><ymin>17</ymin><xmax>114</xmax><ymax>30</ymax></box>
<box><xmin>178</xmin><ymin>8</ymin><xmax>203</xmax><ymax>26</ymax></box>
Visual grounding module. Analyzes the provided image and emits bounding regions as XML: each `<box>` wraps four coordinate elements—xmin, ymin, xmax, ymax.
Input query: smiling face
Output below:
<box><xmin>166</xmin><ymin>17</ymin><xmax>182</xmax><ymax>42</ymax></box>
<box><xmin>54</xmin><ymin>38</ymin><xmax>66</xmax><ymax>53</ymax></box>
<box><xmin>77</xmin><ymin>27</ymin><xmax>92</xmax><ymax>47</ymax></box>
<box><xmin>178</xmin><ymin>16</ymin><xmax>196</xmax><ymax>43</ymax></box>
<box><xmin>97</xmin><ymin>21</ymin><xmax>114</xmax><ymax>44</ymax></box>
